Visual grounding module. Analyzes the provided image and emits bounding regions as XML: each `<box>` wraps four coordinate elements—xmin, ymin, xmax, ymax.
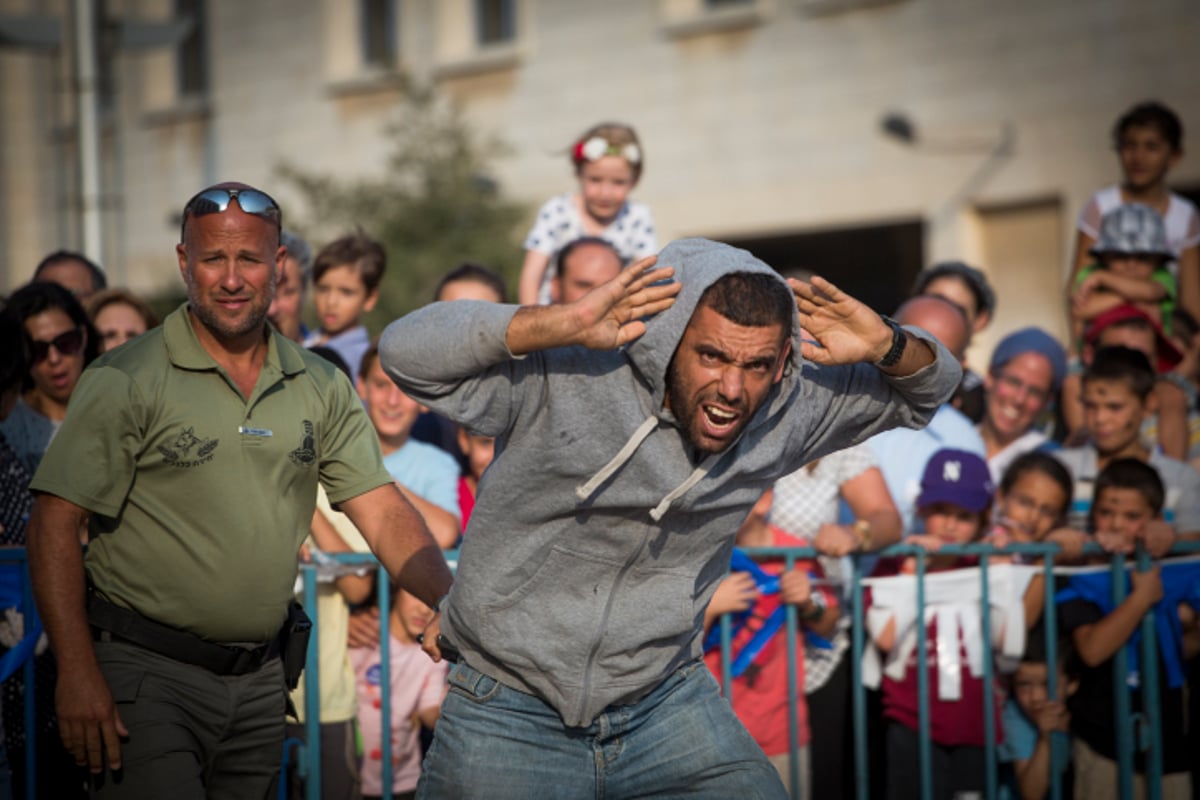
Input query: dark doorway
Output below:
<box><xmin>720</xmin><ymin>219</ymin><xmax>925</xmax><ymax>315</ymax></box>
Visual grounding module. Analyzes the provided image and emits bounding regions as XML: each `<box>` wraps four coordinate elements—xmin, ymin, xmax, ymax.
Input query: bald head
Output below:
<box><xmin>180</xmin><ymin>181</ymin><xmax>281</xmax><ymax>244</ymax></box>
<box><xmin>894</xmin><ymin>295</ymin><xmax>970</xmax><ymax>362</ymax></box>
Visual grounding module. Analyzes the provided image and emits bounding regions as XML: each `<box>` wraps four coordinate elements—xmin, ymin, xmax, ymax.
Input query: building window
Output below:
<box><xmin>360</xmin><ymin>0</ymin><xmax>398</xmax><ymax>69</ymax></box>
<box><xmin>175</xmin><ymin>0</ymin><xmax>208</xmax><ymax>98</ymax></box>
<box><xmin>475</xmin><ymin>0</ymin><xmax>515</xmax><ymax>46</ymax></box>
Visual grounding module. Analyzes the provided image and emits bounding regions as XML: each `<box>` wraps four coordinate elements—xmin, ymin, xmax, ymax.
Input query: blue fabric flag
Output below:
<box><xmin>1055</xmin><ymin>559</ymin><xmax>1200</xmax><ymax>689</ymax></box>
<box><xmin>0</xmin><ymin>562</ymin><xmax>40</xmax><ymax>683</ymax></box>
<box><xmin>704</xmin><ymin>548</ymin><xmax>831</xmax><ymax>677</ymax></box>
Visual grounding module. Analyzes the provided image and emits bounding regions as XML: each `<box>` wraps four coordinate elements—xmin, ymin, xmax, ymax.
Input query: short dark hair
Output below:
<box><xmin>0</xmin><ymin>303</ymin><xmax>29</xmax><ymax>397</ymax></box>
<box><xmin>912</xmin><ymin>261</ymin><xmax>996</xmax><ymax>318</ymax></box>
<box><xmin>1021</xmin><ymin>626</ymin><xmax>1080</xmax><ymax>678</ymax></box>
<box><xmin>1082</xmin><ymin>346</ymin><xmax>1156</xmax><ymax>400</ymax></box>
<box><xmin>6</xmin><ymin>281</ymin><xmax>101</xmax><ymax>389</ymax></box>
<box><xmin>999</xmin><ymin>451</ymin><xmax>1072</xmax><ymax>510</ymax></box>
<box><xmin>33</xmin><ymin>250</ymin><xmax>107</xmax><ymax>293</ymax></box>
<box><xmin>1093</xmin><ymin>457</ymin><xmax>1165</xmax><ymax>516</ymax></box>
<box><xmin>358</xmin><ymin>342</ymin><xmax>380</xmax><ymax>381</ymax></box>
<box><xmin>556</xmin><ymin>237</ymin><xmax>624</xmax><ymax>281</ymax></box>
<box><xmin>312</xmin><ymin>232</ymin><xmax>386</xmax><ymax>293</ymax></box>
<box><xmin>1113</xmin><ymin>101</ymin><xmax>1184</xmax><ymax>153</ymax></box>
<box><xmin>434</xmin><ymin>262</ymin><xmax>508</xmax><ymax>303</ymax></box>
<box><xmin>697</xmin><ymin>272</ymin><xmax>794</xmax><ymax>334</ymax></box>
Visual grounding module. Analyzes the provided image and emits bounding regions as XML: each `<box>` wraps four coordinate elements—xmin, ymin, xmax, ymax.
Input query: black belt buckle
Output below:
<box><xmin>225</xmin><ymin>645</ymin><xmax>267</xmax><ymax>676</ymax></box>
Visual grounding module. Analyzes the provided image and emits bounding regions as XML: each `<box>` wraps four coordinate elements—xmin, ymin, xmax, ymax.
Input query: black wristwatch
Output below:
<box><xmin>800</xmin><ymin>592</ymin><xmax>826</xmax><ymax>622</ymax></box>
<box><xmin>874</xmin><ymin>315</ymin><xmax>907</xmax><ymax>368</ymax></box>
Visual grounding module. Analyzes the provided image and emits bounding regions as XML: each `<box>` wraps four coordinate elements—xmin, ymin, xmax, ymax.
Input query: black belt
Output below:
<box><xmin>87</xmin><ymin>591</ymin><xmax>281</xmax><ymax>676</ymax></box>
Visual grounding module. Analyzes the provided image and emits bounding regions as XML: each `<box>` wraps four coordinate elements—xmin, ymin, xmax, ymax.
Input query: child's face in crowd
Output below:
<box><xmin>1091</xmin><ymin>486</ymin><xmax>1156</xmax><ymax>546</ymax></box>
<box><xmin>1013</xmin><ymin>661</ymin><xmax>1075</xmax><ymax>720</ymax></box>
<box><xmin>998</xmin><ymin>470</ymin><xmax>1068</xmax><ymax>542</ymax></box>
<box><xmin>984</xmin><ymin>352</ymin><xmax>1054</xmax><ymax>444</ymax></box>
<box><xmin>358</xmin><ymin>358</ymin><xmax>422</xmax><ymax>446</ymax></box>
<box><xmin>1118</xmin><ymin>124</ymin><xmax>1179</xmax><ymax>191</ymax></box>
<box><xmin>457</xmin><ymin>428</ymin><xmax>496</xmax><ymax>481</ymax></box>
<box><xmin>392</xmin><ymin>589</ymin><xmax>435</xmax><ymax>643</ymax></box>
<box><xmin>919</xmin><ymin>502</ymin><xmax>984</xmax><ymax>544</ymax></box>
<box><xmin>313</xmin><ymin>264</ymin><xmax>377</xmax><ymax>336</ymax></box>
<box><xmin>577</xmin><ymin>156</ymin><xmax>636</xmax><ymax>225</ymax></box>
<box><xmin>1081</xmin><ymin>378</ymin><xmax>1148</xmax><ymax>456</ymax></box>
<box><xmin>1101</xmin><ymin>253</ymin><xmax>1158</xmax><ymax>281</ymax></box>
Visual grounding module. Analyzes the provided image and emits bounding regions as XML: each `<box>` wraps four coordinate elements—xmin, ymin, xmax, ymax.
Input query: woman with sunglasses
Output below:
<box><xmin>0</xmin><ymin>282</ymin><xmax>99</xmax><ymax>475</ymax></box>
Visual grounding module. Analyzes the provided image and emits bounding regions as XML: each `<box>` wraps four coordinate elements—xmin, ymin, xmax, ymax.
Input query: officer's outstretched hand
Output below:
<box><xmin>57</xmin><ymin>663</ymin><xmax>127</xmax><ymax>774</ymax></box>
<box><xmin>789</xmin><ymin>276</ymin><xmax>892</xmax><ymax>366</ymax></box>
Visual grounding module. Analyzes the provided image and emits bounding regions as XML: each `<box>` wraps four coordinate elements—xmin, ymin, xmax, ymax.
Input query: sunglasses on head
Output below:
<box><xmin>31</xmin><ymin>328</ymin><xmax>85</xmax><ymax>364</ymax></box>
<box><xmin>180</xmin><ymin>187</ymin><xmax>282</xmax><ymax>241</ymax></box>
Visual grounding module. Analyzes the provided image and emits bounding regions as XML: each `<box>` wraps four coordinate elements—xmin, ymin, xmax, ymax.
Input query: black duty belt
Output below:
<box><xmin>87</xmin><ymin>591</ymin><xmax>281</xmax><ymax>676</ymax></box>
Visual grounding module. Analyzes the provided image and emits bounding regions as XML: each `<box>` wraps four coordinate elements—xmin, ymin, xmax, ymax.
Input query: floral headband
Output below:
<box><xmin>573</xmin><ymin>136</ymin><xmax>641</xmax><ymax>166</ymax></box>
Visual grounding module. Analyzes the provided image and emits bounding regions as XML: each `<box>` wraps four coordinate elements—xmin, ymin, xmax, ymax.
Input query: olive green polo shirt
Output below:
<box><xmin>32</xmin><ymin>304</ymin><xmax>392</xmax><ymax>642</ymax></box>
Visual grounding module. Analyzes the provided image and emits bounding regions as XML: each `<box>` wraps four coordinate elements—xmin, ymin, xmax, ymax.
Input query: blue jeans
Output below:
<box><xmin>417</xmin><ymin>659</ymin><xmax>786</xmax><ymax>799</ymax></box>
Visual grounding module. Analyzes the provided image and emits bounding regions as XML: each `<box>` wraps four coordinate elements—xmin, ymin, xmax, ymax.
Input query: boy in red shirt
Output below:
<box><xmin>868</xmin><ymin>448</ymin><xmax>1005</xmax><ymax>800</ymax></box>
<box><xmin>704</xmin><ymin>487</ymin><xmax>839</xmax><ymax>797</ymax></box>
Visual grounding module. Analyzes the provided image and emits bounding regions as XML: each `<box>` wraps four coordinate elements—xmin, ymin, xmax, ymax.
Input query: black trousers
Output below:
<box><xmin>885</xmin><ymin>722</ymin><xmax>984</xmax><ymax>800</ymax></box>
<box><xmin>807</xmin><ymin>651</ymin><xmax>855</xmax><ymax>798</ymax></box>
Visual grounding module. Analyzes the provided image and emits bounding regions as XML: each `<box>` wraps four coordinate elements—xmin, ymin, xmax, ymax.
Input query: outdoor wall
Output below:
<box><xmin>1</xmin><ymin>0</ymin><xmax>1197</xmax><ymax>372</ymax></box>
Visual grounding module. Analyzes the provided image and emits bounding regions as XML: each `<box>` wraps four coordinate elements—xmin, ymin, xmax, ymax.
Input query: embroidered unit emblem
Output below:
<box><xmin>158</xmin><ymin>427</ymin><xmax>219</xmax><ymax>468</ymax></box>
<box><xmin>289</xmin><ymin>420</ymin><xmax>316</xmax><ymax>466</ymax></box>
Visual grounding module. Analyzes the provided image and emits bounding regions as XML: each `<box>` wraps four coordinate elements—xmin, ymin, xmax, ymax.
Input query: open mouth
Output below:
<box><xmin>702</xmin><ymin>404</ymin><xmax>740</xmax><ymax>436</ymax></box>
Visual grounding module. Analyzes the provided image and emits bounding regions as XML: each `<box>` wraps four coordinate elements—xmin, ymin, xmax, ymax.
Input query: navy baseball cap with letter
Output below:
<box><xmin>917</xmin><ymin>448</ymin><xmax>994</xmax><ymax>512</ymax></box>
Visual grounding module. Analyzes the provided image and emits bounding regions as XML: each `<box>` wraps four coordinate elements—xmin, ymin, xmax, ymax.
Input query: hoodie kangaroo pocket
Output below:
<box><xmin>479</xmin><ymin>546</ymin><xmax>694</xmax><ymax>688</ymax></box>
<box><xmin>479</xmin><ymin>546</ymin><xmax>627</xmax><ymax>682</ymax></box>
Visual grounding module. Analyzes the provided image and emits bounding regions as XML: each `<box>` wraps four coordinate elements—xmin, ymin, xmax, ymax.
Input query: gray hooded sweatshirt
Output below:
<box><xmin>379</xmin><ymin>237</ymin><xmax>960</xmax><ymax>728</ymax></box>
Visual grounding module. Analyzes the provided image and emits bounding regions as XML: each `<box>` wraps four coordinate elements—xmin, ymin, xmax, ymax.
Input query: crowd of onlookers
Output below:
<box><xmin>1</xmin><ymin>103</ymin><xmax>1200</xmax><ymax>800</ymax></box>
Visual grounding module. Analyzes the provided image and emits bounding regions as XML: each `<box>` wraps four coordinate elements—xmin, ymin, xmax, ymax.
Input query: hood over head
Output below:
<box><xmin>625</xmin><ymin>237</ymin><xmax>801</xmax><ymax>414</ymax></box>
<box><xmin>575</xmin><ymin>238</ymin><xmax>802</xmax><ymax>520</ymax></box>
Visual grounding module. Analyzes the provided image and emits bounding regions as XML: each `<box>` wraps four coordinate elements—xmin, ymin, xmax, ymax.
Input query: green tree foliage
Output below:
<box><xmin>277</xmin><ymin>82</ymin><xmax>526</xmax><ymax>332</ymax></box>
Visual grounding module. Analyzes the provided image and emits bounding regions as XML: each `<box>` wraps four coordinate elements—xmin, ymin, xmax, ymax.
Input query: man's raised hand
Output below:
<box><xmin>788</xmin><ymin>276</ymin><xmax>892</xmax><ymax>366</ymax></box>
<box><xmin>506</xmin><ymin>255</ymin><xmax>679</xmax><ymax>356</ymax></box>
<box><xmin>572</xmin><ymin>255</ymin><xmax>679</xmax><ymax>350</ymax></box>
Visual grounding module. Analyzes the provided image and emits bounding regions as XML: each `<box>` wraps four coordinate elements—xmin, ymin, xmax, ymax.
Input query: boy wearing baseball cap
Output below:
<box><xmin>869</xmin><ymin>449</ymin><xmax>1001</xmax><ymax>800</ymax></box>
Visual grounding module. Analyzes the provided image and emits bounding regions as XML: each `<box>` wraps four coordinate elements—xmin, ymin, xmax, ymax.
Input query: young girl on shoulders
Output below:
<box><xmin>518</xmin><ymin>122</ymin><xmax>658</xmax><ymax>305</ymax></box>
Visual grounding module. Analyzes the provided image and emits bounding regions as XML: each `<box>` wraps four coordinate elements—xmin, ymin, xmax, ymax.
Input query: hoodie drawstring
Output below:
<box><xmin>575</xmin><ymin>415</ymin><xmax>719</xmax><ymax>521</ymax></box>
<box><xmin>649</xmin><ymin>458</ymin><xmax>717</xmax><ymax>521</ymax></box>
<box><xmin>575</xmin><ymin>416</ymin><xmax>660</xmax><ymax>502</ymax></box>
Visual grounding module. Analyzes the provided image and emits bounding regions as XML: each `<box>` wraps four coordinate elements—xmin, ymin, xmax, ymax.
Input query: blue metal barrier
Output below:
<box><xmin>294</xmin><ymin>550</ymin><xmax>458</xmax><ymax>800</ymax></box>
<box><xmin>723</xmin><ymin>541</ymin><xmax>1200</xmax><ymax>800</ymax></box>
<box><xmin>8</xmin><ymin>541</ymin><xmax>1197</xmax><ymax>800</ymax></box>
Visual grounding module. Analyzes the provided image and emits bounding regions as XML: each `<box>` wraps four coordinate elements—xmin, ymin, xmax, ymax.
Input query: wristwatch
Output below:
<box><xmin>800</xmin><ymin>592</ymin><xmax>826</xmax><ymax>622</ymax></box>
<box><xmin>874</xmin><ymin>315</ymin><xmax>907</xmax><ymax>368</ymax></box>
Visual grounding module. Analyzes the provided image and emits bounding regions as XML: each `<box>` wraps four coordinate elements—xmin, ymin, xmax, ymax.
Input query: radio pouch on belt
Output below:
<box><xmin>280</xmin><ymin>601</ymin><xmax>312</xmax><ymax>691</ymax></box>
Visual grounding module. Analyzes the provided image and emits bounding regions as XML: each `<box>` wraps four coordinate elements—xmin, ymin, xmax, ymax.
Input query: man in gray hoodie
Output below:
<box><xmin>380</xmin><ymin>237</ymin><xmax>961</xmax><ymax>798</ymax></box>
